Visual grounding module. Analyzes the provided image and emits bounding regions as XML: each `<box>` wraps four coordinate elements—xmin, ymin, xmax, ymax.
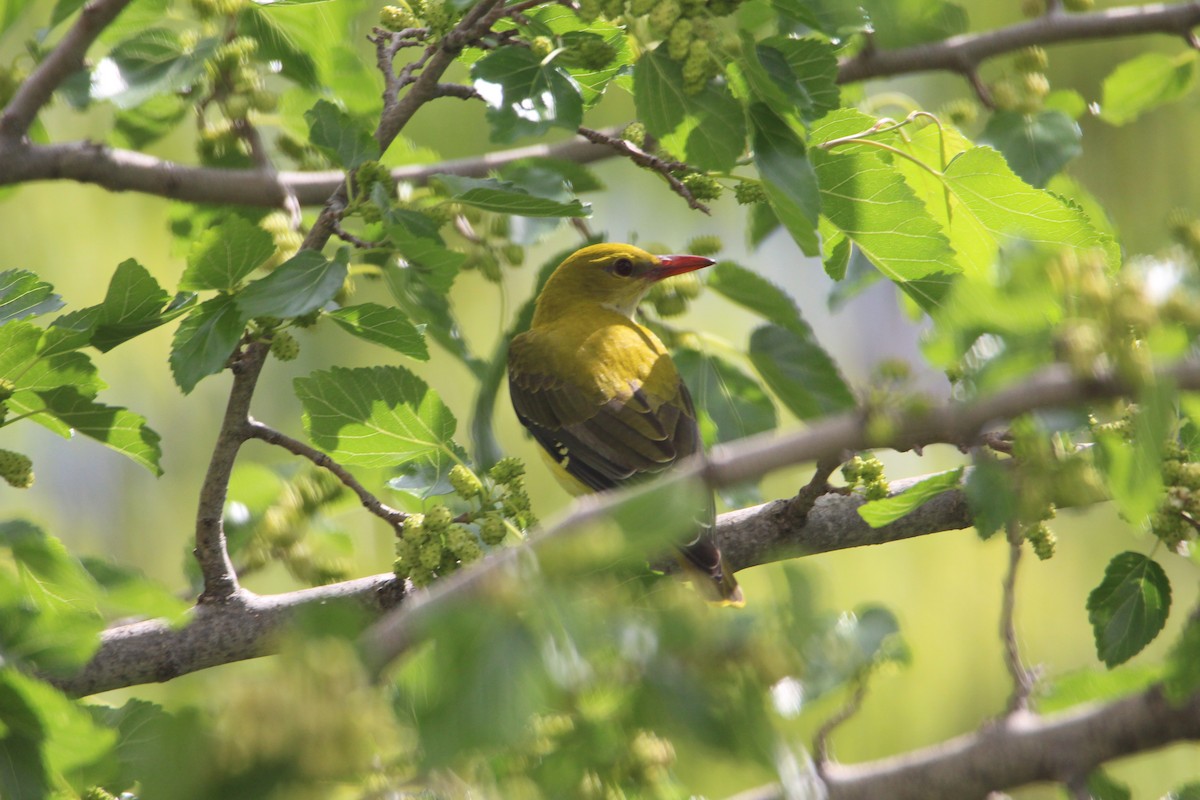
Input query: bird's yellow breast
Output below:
<box><xmin>509</xmin><ymin>306</ymin><xmax>679</xmax><ymax>403</ymax></box>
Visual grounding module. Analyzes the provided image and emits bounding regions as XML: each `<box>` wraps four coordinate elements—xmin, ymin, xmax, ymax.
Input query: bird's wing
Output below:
<box><xmin>508</xmin><ymin>358</ymin><xmax>697</xmax><ymax>493</ymax></box>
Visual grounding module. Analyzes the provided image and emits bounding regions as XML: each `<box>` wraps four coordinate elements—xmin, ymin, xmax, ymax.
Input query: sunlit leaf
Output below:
<box><xmin>434</xmin><ymin>174</ymin><xmax>590</xmax><ymax>218</ymax></box>
<box><xmin>1100</xmin><ymin>51</ymin><xmax>1197</xmax><ymax>126</ymax></box>
<box><xmin>472</xmin><ymin>47</ymin><xmax>584</xmax><ymax>142</ymax></box>
<box><xmin>296</xmin><ymin>365</ymin><xmax>461</xmax><ymax>470</ymax></box>
<box><xmin>0</xmin><ymin>269</ymin><xmax>62</xmax><ymax>322</ymax></box>
<box><xmin>858</xmin><ymin>468</ymin><xmax>963</xmax><ymax>528</ymax></box>
<box><xmin>328</xmin><ymin>303</ymin><xmax>428</xmax><ymax>360</ymax></box>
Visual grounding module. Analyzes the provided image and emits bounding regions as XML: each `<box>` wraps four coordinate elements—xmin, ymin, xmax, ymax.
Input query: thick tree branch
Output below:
<box><xmin>50</xmin><ymin>574</ymin><xmax>405</xmax><ymax>697</ymax></box>
<box><xmin>837</xmin><ymin>1</ymin><xmax>1200</xmax><ymax>84</ymax></box>
<box><xmin>735</xmin><ymin>686</ymin><xmax>1200</xmax><ymax>800</ymax></box>
<box><xmin>0</xmin><ymin>0</ymin><xmax>132</xmax><ymax>140</ymax></box>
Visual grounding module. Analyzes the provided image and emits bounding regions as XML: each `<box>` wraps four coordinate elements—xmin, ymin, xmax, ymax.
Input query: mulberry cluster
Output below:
<box><xmin>239</xmin><ymin>468</ymin><xmax>351</xmax><ymax>585</ymax></box>
<box><xmin>579</xmin><ymin>0</ymin><xmax>745</xmax><ymax>94</ymax></box>
<box><xmin>393</xmin><ymin>457</ymin><xmax>536</xmax><ymax>587</ymax></box>
<box><xmin>842</xmin><ymin>454</ymin><xmax>888</xmax><ymax>501</ymax></box>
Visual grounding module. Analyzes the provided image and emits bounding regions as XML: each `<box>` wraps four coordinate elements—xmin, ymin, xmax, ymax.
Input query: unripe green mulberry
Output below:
<box><xmin>628</xmin><ymin>0</ymin><xmax>656</xmax><ymax>14</ymax></box>
<box><xmin>447</xmin><ymin>524</ymin><xmax>482</xmax><ymax>561</ymax></box>
<box><xmin>402</xmin><ymin>512</ymin><xmax>427</xmax><ymax>543</ymax></box>
<box><xmin>1021</xmin><ymin>71</ymin><xmax>1050</xmax><ymax>101</ymax></box>
<box><xmin>380</xmin><ymin>2</ymin><xmax>418</xmax><ymax>31</ymax></box>
<box><xmin>420</xmin><ymin>541</ymin><xmax>444</xmax><ymax>570</ymax></box>
<box><xmin>577</xmin><ymin>0</ymin><xmax>603</xmax><ymax>21</ymax></box>
<box><xmin>648</xmin><ymin>0</ymin><xmax>681</xmax><ymax>37</ymax></box>
<box><xmin>270</xmin><ymin>331</ymin><xmax>300</xmax><ymax>361</ymax></box>
<box><xmin>0</xmin><ymin>377</ymin><xmax>14</xmax><ymax>402</ymax></box>
<box><xmin>652</xmin><ymin>292</ymin><xmax>687</xmax><ymax>317</ymax></box>
<box><xmin>734</xmin><ymin>181</ymin><xmax>767</xmax><ymax>205</ymax></box>
<box><xmin>601</xmin><ymin>0</ymin><xmax>625</xmax><ymax>18</ymax></box>
<box><xmin>0</xmin><ymin>449</ymin><xmax>33</xmax><ymax>488</ymax></box>
<box><xmin>425</xmin><ymin>503</ymin><xmax>454</xmax><ymax>531</ymax></box>
<box><xmin>940</xmin><ymin>98</ymin><xmax>978</xmax><ymax>127</ymax></box>
<box><xmin>530</xmin><ymin>35</ymin><xmax>555</xmax><ymax>59</ymax></box>
<box><xmin>565</xmin><ymin>37</ymin><xmax>617</xmax><ymax>71</ymax></box>
<box><xmin>480</xmin><ymin>512</ymin><xmax>507</xmax><ymax>545</ymax></box>
<box><xmin>622</xmin><ymin>122</ymin><xmax>646</xmax><ymax>148</ymax></box>
<box><xmin>489</xmin><ymin>456</ymin><xmax>525</xmax><ymax>484</ymax></box>
<box><xmin>1013</xmin><ymin>46</ymin><xmax>1049</xmax><ymax>74</ymax></box>
<box><xmin>449</xmin><ymin>464</ymin><xmax>483</xmax><ymax>499</ymax></box>
<box><xmin>667</xmin><ymin>18</ymin><xmax>693</xmax><ymax>61</ymax></box>
<box><xmin>1025</xmin><ymin>522</ymin><xmax>1056</xmax><ymax>560</ymax></box>
<box><xmin>680</xmin><ymin>173</ymin><xmax>722</xmax><ymax>201</ymax></box>
<box><xmin>685</xmin><ymin>235</ymin><xmax>721</xmax><ymax>257</ymax></box>
<box><xmin>501</xmin><ymin>243</ymin><xmax>525</xmax><ymax>266</ymax></box>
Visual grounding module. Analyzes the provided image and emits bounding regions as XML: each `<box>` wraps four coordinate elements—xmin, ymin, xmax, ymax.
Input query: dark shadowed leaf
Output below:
<box><xmin>472</xmin><ymin>47</ymin><xmax>583</xmax><ymax>142</ymax></box>
<box><xmin>979</xmin><ymin>110</ymin><xmax>1081</xmax><ymax>188</ymax></box>
<box><xmin>235</xmin><ymin>250</ymin><xmax>347</xmax><ymax>318</ymax></box>
<box><xmin>1087</xmin><ymin>552</ymin><xmax>1171</xmax><ymax>668</ymax></box>
<box><xmin>169</xmin><ymin>294</ymin><xmax>247</xmax><ymax>394</ymax></box>
<box><xmin>328</xmin><ymin>303</ymin><xmax>428</xmax><ymax>360</ymax></box>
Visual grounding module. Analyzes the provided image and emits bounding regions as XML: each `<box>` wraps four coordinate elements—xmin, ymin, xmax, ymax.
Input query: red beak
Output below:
<box><xmin>649</xmin><ymin>254</ymin><xmax>716</xmax><ymax>281</ymax></box>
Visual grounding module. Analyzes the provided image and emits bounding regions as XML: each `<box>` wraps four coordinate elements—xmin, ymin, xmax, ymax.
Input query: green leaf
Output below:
<box><xmin>0</xmin><ymin>667</ymin><xmax>116</xmax><ymax>793</ymax></box>
<box><xmin>433</xmin><ymin>174</ymin><xmax>590</xmax><ymax>218</ymax></box>
<box><xmin>304</xmin><ymin>99</ymin><xmax>380</xmax><ymax>170</ymax></box>
<box><xmin>749</xmin><ymin>324</ymin><xmax>855</xmax><ymax>420</ymax></box>
<box><xmin>708</xmin><ymin>260</ymin><xmax>814</xmax><ymax>338</ymax></box>
<box><xmin>979</xmin><ymin>110</ymin><xmax>1081</xmax><ymax>188</ymax></box>
<box><xmin>472</xmin><ymin>47</ymin><xmax>584</xmax><ymax>142</ymax></box>
<box><xmin>528</xmin><ymin>6</ymin><xmax>629</xmax><ymax>106</ymax></box>
<box><xmin>327</xmin><ymin>303</ymin><xmax>428</xmax><ymax>360</ymax></box>
<box><xmin>635</xmin><ymin>47</ymin><xmax>746</xmax><ymax>172</ymax></box>
<box><xmin>36</xmin><ymin>387</ymin><xmax>163</xmax><ymax>475</ymax></box>
<box><xmin>810</xmin><ymin>109</ymin><xmax>960</xmax><ymax>306</ymax></box>
<box><xmin>0</xmin><ymin>269</ymin><xmax>62</xmax><ymax>322</ymax></box>
<box><xmin>90</xmin><ymin>258</ymin><xmax>174</xmax><ymax>350</ymax></box>
<box><xmin>755</xmin><ymin>36</ymin><xmax>840</xmax><ymax>122</ymax></box>
<box><xmin>1164</xmin><ymin>610</ymin><xmax>1200</xmax><ymax>702</ymax></box>
<box><xmin>1095</xmin><ymin>384</ymin><xmax>1172</xmax><ymax>525</ymax></box>
<box><xmin>939</xmin><ymin>145</ymin><xmax>1119</xmax><ymax>277</ymax></box>
<box><xmin>93</xmin><ymin>28</ymin><xmax>219</xmax><ymax>109</ymax></box>
<box><xmin>1101</xmin><ymin>51</ymin><xmax>1197</xmax><ymax>126</ymax></box>
<box><xmin>673</xmin><ymin>347</ymin><xmax>776</xmax><ymax>447</ymax></box>
<box><xmin>857</xmin><ymin>0</ymin><xmax>967</xmax><ymax>48</ymax></box>
<box><xmin>963</xmin><ymin>457</ymin><xmax>1017</xmax><ymax>540</ymax></box>
<box><xmin>296</xmin><ymin>365</ymin><xmax>461</xmax><ymax>470</ymax></box>
<box><xmin>749</xmin><ymin>103</ymin><xmax>820</xmax><ymax>255</ymax></box>
<box><xmin>111</xmin><ymin>91</ymin><xmax>188</xmax><ymax>149</ymax></box>
<box><xmin>857</xmin><ymin>468</ymin><xmax>963</xmax><ymax>528</ymax></box>
<box><xmin>237</xmin><ymin>4</ymin><xmax>320</xmax><ymax>88</ymax></box>
<box><xmin>235</xmin><ymin>249</ymin><xmax>347</xmax><ymax>318</ymax></box>
<box><xmin>169</xmin><ymin>294</ymin><xmax>247</xmax><ymax>394</ymax></box>
<box><xmin>1086</xmin><ymin>552</ymin><xmax>1171</xmax><ymax>668</ymax></box>
<box><xmin>181</xmin><ymin>216</ymin><xmax>275</xmax><ymax>292</ymax></box>
<box><xmin>1036</xmin><ymin>664</ymin><xmax>1162</xmax><ymax>713</ymax></box>
<box><xmin>1087</xmin><ymin>770</ymin><xmax>1132</xmax><ymax>800</ymax></box>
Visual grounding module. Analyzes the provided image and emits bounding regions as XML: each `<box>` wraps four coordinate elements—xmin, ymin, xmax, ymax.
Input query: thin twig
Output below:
<box><xmin>0</xmin><ymin>0</ymin><xmax>133</xmax><ymax>140</ymax></box>
<box><xmin>332</xmin><ymin>220</ymin><xmax>384</xmax><ymax>250</ymax></box>
<box><xmin>814</xmin><ymin>679</ymin><xmax>869</xmax><ymax>775</ymax></box>
<box><xmin>435</xmin><ymin>83</ymin><xmax>483</xmax><ymax>101</ymax></box>
<box><xmin>245</xmin><ymin>420</ymin><xmax>407</xmax><ymax>532</ymax></box>
<box><xmin>1001</xmin><ymin>522</ymin><xmax>1033</xmax><ymax>713</ymax></box>
<box><xmin>786</xmin><ymin>454</ymin><xmax>845</xmax><ymax>521</ymax></box>
<box><xmin>576</xmin><ymin>125</ymin><xmax>710</xmax><ymax>214</ymax></box>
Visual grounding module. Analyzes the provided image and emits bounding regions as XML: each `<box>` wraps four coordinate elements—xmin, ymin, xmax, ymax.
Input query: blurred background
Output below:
<box><xmin>2</xmin><ymin>0</ymin><xmax>1199</xmax><ymax>796</ymax></box>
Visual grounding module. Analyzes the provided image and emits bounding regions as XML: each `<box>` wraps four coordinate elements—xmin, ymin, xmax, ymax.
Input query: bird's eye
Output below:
<box><xmin>612</xmin><ymin>258</ymin><xmax>634</xmax><ymax>277</ymax></box>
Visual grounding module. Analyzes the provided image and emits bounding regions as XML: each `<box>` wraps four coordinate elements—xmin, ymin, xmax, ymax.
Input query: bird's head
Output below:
<box><xmin>534</xmin><ymin>243</ymin><xmax>715</xmax><ymax>321</ymax></box>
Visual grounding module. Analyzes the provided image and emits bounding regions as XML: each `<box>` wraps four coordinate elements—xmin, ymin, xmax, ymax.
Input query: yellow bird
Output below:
<box><xmin>507</xmin><ymin>243</ymin><xmax>743</xmax><ymax>605</ymax></box>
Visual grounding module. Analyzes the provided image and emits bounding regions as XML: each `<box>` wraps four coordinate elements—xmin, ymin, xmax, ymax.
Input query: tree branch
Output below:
<box><xmin>49</xmin><ymin>574</ymin><xmax>405</xmax><ymax>697</ymax></box>
<box><xmin>244</xmin><ymin>419</ymin><xmax>407</xmax><ymax>532</ymax></box>
<box><xmin>737</xmin><ymin>686</ymin><xmax>1200</xmax><ymax>800</ymax></box>
<box><xmin>0</xmin><ymin>133</ymin><xmax>619</xmax><ymax>206</ymax></box>
<box><xmin>192</xmin><ymin>341</ymin><xmax>269</xmax><ymax>602</ymax></box>
<box><xmin>837</xmin><ymin>1</ymin><xmax>1200</xmax><ymax>84</ymax></box>
<box><xmin>0</xmin><ymin>0</ymin><xmax>132</xmax><ymax>140</ymax></box>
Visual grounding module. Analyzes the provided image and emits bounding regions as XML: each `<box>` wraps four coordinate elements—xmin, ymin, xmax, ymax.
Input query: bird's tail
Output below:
<box><xmin>677</xmin><ymin>500</ymin><xmax>744</xmax><ymax>607</ymax></box>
